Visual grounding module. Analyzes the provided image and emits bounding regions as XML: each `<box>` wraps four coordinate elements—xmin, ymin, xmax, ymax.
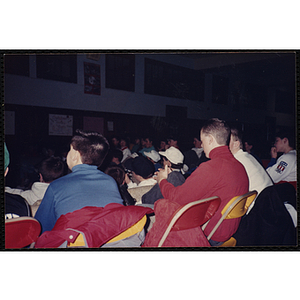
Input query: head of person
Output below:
<box><xmin>131</xmin><ymin>155</ymin><xmax>155</xmax><ymax>182</ymax></box>
<box><xmin>105</xmin><ymin>165</ymin><xmax>126</xmax><ymax>186</ymax></box>
<box><xmin>229</xmin><ymin>127</ymin><xmax>243</xmax><ymax>155</ymax></box>
<box><xmin>159</xmin><ymin>146</ymin><xmax>184</xmax><ymax>170</ymax></box>
<box><xmin>37</xmin><ymin>156</ymin><xmax>65</xmax><ymax>183</ymax></box>
<box><xmin>120</xmin><ymin>137</ymin><xmax>128</xmax><ymax>148</ymax></box>
<box><xmin>4</xmin><ymin>143</ymin><xmax>10</xmax><ymax>177</ymax></box>
<box><xmin>159</xmin><ymin>139</ymin><xmax>167</xmax><ymax>150</ymax></box>
<box><xmin>144</xmin><ymin>136</ymin><xmax>153</xmax><ymax>148</ymax></box>
<box><xmin>167</xmin><ymin>136</ymin><xmax>178</xmax><ymax>148</ymax></box>
<box><xmin>274</xmin><ymin>130</ymin><xmax>295</xmax><ymax>153</ymax></box>
<box><xmin>111</xmin><ymin>148</ymin><xmax>123</xmax><ymax>164</ymax></box>
<box><xmin>200</xmin><ymin>118</ymin><xmax>231</xmax><ymax>158</ymax></box>
<box><xmin>111</xmin><ymin>136</ymin><xmax>120</xmax><ymax>148</ymax></box>
<box><xmin>193</xmin><ymin>137</ymin><xmax>202</xmax><ymax>149</ymax></box>
<box><xmin>144</xmin><ymin>150</ymin><xmax>161</xmax><ymax>164</ymax></box>
<box><xmin>67</xmin><ymin>129</ymin><xmax>110</xmax><ymax>170</ymax></box>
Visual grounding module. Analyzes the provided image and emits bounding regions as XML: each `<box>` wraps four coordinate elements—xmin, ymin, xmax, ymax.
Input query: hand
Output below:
<box><xmin>124</xmin><ymin>173</ymin><xmax>131</xmax><ymax>184</ymax></box>
<box><xmin>270</xmin><ymin>146</ymin><xmax>277</xmax><ymax>159</ymax></box>
<box><xmin>156</xmin><ymin>164</ymin><xmax>170</xmax><ymax>184</ymax></box>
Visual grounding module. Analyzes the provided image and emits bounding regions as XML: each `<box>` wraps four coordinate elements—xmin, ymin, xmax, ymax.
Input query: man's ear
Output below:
<box><xmin>71</xmin><ymin>149</ymin><xmax>82</xmax><ymax>165</ymax></box>
<box><xmin>39</xmin><ymin>173</ymin><xmax>44</xmax><ymax>183</ymax></box>
<box><xmin>234</xmin><ymin>140</ymin><xmax>241</xmax><ymax>150</ymax></box>
<box><xmin>208</xmin><ymin>134</ymin><xmax>214</xmax><ymax>145</ymax></box>
<box><xmin>4</xmin><ymin>167</ymin><xmax>9</xmax><ymax>177</ymax></box>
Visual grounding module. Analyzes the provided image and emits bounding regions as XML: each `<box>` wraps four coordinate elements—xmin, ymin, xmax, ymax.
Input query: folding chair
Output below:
<box><xmin>5</xmin><ymin>217</ymin><xmax>41</xmax><ymax>249</ymax></box>
<box><xmin>158</xmin><ymin>196</ymin><xmax>221</xmax><ymax>247</ymax></box>
<box><xmin>203</xmin><ymin>190</ymin><xmax>258</xmax><ymax>247</ymax></box>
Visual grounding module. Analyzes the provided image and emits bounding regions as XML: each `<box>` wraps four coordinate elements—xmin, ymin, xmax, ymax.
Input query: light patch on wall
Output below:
<box><xmin>49</xmin><ymin>114</ymin><xmax>73</xmax><ymax>136</ymax></box>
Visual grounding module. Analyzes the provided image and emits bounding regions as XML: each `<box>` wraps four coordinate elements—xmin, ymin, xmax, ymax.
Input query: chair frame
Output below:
<box><xmin>158</xmin><ymin>196</ymin><xmax>221</xmax><ymax>247</ymax></box>
<box><xmin>204</xmin><ymin>190</ymin><xmax>258</xmax><ymax>242</ymax></box>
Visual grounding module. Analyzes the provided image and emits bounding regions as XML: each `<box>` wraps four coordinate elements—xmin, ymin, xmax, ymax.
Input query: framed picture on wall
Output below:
<box><xmin>84</xmin><ymin>62</ymin><xmax>101</xmax><ymax>95</ymax></box>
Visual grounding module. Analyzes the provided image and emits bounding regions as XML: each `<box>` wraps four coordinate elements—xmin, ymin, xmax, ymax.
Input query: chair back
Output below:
<box><xmin>206</xmin><ymin>190</ymin><xmax>257</xmax><ymax>241</ymax></box>
<box><xmin>158</xmin><ymin>196</ymin><xmax>221</xmax><ymax>247</ymax></box>
<box><xmin>5</xmin><ymin>217</ymin><xmax>41</xmax><ymax>249</ymax></box>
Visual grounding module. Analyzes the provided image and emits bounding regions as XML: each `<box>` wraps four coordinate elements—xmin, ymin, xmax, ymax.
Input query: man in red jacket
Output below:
<box><xmin>143</xmin><ymin>118</ymin><xmax>249</xmax><ymax>247</ymax></box>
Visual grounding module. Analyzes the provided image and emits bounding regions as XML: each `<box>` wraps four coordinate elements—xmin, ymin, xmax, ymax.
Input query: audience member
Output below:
<box><xmin>120</xmin><ymin>137</ymin><xmax>132</xmax><ymax>162</ymax></box>
<box><xmin>167</xmin><ymin>136</ymin><xmax>180</xmax><ymax>149</ymax></box>
<box><xmin>108</xmin><ymin>148</ymin><xmax>124</xmax><ymax>167</ymax></box>
<box><xmin>131</xmin><ymin>137</ymin><xmax>142</xmax><ymax>154</ymax></box>
<box><xmin>111</xmin><ymin>136</ymin><xmax>121</xmax><ymax>149</ymax></box>
<box><xmin>142</xmin><ymin>146</ymin><xmax>186</xmax><ymax>205</ymax></box>
<box><xmin>139</xmin><ymin>136</ymin><xmax>155</xmax><ymax>156</ymax></box>
<box><xmin>158</xmin><ymin>139</ymin><xmax>168</xmax><ymax>151</ymax></box>
<box><xmin>4</xmin><ymin>143</ymin><xmax>31</xmax><ymax>219</ymax></box>
<box><xmin>266</xmin><ymin>130</ymin><xmax>297</xmax><ymax>189</ymax></box>
<box><xmin>229</xmin><ymin>127</ymin><xmax>273</xmax><ymax>213</ymax></box>
<box><xmin>243</xmin><ymin>134</ymin><xmax>263</xmax><ymax>165</ymax></box>
<box><xmin>184</xmin><ymin>136</ymin><xmax>209</xmax><ymax>175</ymax></box>
<box><xmin>105</xmin><ymin>165</ymin><xmax>136</xmax><ymax>206</ymax></box>
<box><xmin>142</xmin><ymin>118</ymin><xmax>249</xmax><ymax>247</ymax></box>
<box><xmin>126</xmin><ymin>156</ymin><xmax>156</xmax><ymax>189</ymax></box>
<box><xmin>144</xmin><ymin>150</ymin><xmax>162</xmax><ymax>171</ymax></box>
<box><xmin>35</xmin><ymin>130</ymin><xmax>124</xmax><ymax>233</ymax></box>
<box><xmin>6</xmin><ymin>156</ymin><xmax>65</xmax><ymax>206</ymax></box>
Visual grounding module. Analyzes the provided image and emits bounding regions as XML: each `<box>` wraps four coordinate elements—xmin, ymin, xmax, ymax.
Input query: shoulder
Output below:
<box><xmin>279</xmin><ymin>151</ymin><xmax>296</xmax><ymax>162</ymax></box>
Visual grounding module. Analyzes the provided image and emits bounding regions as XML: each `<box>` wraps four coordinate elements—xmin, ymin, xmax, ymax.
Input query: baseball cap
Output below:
<box><xmin>144</xmin><ymin>150</ymin><xmax>161</xmax><ymax>162</ymax></box>
<box><xmin>131</xmin><ymin>156</ymin><xmax>155</xmax><ymax>179</ymax></box>
<box><xmin>159</xmin><ymin>146</ymin><xmax>184</xmax><ymax>165</ymax></box>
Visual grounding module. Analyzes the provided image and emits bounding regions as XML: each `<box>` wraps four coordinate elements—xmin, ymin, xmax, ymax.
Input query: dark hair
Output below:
<box><xmin>201</xmin><ymin>118</ymin><xmax>231</xmax><ymax>146</ymax></box>
<box><xmin>161</xmin><ymin>155</ymin><xmax>183</xmax><ymax>170</ymax></box>
<box><xmin>37</xmin><ymin>156</ymin><xmax>64</xmax><ymax>183</ymax></box>
<box><xmin>111</xmin><ymin>148</ymin><xmax>123</xmax><ymax>162</ymax></box>
<box><xmin>276</xmin><ymin>130</ymin><xmax>295</xmax><ymax>149</ymax></box>
<box><xmin>230</xmin><ymin>127</ymin><xmax>243</xmax><ymax>149</ymax></box>
<box><xmin>71</xmin><ymin>129</ymin><xmax>110</xmax><ymax>167</ymax></box>
<box><xmin>105</xmin><ymin>165</ymin><xmax>125</xmax><ymax>186</ymax></box>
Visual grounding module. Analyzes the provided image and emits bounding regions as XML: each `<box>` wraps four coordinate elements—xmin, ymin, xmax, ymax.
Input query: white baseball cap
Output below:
<box><xmin>159</xmin><ymin>146</ymin><xmax>184</xmax><ymax>165</ymax></box>
<box><xmin>144</xmin><ymin>150</ymin><xmax>161</xmax><ymax>162</ymax></box>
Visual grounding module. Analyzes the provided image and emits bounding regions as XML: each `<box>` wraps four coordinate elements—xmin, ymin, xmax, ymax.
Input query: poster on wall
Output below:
<box><xmin>49</xmin><ymin>114</ymin><xmax>73</xmax><ymax>136</ymax></box>
<box><xmin>84</xmin><ymin>62</ymin><xmax>101</xmax><ymax>95</ymax></box>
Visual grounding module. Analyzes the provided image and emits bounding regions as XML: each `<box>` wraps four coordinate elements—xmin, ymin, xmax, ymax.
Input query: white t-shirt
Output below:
<box><xmin>234</xmin><ymin>149</ymin><xmax>273</xmax><ymax>213</ymax></box>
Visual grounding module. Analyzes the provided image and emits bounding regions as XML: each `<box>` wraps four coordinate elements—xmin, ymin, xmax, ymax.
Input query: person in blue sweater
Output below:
<box><xmin>35</xmin><ymin>130</ymin><xmax>124</xmax><ymax>233</ymax></box>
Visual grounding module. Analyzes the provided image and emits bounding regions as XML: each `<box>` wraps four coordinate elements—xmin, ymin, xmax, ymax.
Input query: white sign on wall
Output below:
<box><xmin>49</xmin><ymin>114</ymin><xmax>73</xmax><ymax>136</ymax></box>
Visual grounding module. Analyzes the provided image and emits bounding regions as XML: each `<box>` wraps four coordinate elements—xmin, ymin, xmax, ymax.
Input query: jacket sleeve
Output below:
<box><xmin>266</xmin><ymin>154</ymin><xmax>294</xmax><ymax>183</ymax></box>
<box><xmin>159</xmin><ymin>163</ymin><xmax>214</xmax><ymax>204</ymax></box>
<box><xmin>34</xmin><ymin>185</ymin><xmax>57</xmax><ymax>233</ymax></box>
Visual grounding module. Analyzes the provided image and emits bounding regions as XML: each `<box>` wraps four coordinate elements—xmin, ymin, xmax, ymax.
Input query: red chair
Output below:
<box><xmin>158</xmin><ymin>196</ymin><xmax>221</xmax><ymax>247</ymax></box>
<box><xmin>5</xmin><ymin>217</ymin><xmax>41</xmax><ymax>249</ymax></box>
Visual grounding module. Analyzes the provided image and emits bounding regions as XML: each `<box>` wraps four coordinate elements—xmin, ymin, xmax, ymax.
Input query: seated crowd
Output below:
<box><xmin>4</xmin><ymin>118</ymin><xmax>297</xmax><ymax>248</ymax></box>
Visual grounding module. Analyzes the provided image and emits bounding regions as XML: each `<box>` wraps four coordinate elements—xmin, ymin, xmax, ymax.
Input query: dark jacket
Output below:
<box><xmin>233</xmin><ymin>183</ymin><xmax>296</xmax><ymax>246</ymax></box>
<box><xmin>142</xmin><ymin>171</ymin><xmax>185</xmax><ymax>205</ymax></box>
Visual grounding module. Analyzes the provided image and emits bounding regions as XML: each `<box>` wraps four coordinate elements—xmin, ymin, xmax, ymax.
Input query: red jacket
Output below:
<box><xmin>35</xmin><ymin>203</ymin><xmax>153</xmax><ymax>248</ymax></box>
<box><xmin>143</xmin><ymin>146</ymin><xmax>249</xmax><ymax>247</ymax></box>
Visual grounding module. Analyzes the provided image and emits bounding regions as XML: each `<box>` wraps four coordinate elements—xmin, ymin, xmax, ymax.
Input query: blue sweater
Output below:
<box><xmin>35</xmin><ymin>164</ymin><xmax>123</xmax><ymax>233</ymax></box>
